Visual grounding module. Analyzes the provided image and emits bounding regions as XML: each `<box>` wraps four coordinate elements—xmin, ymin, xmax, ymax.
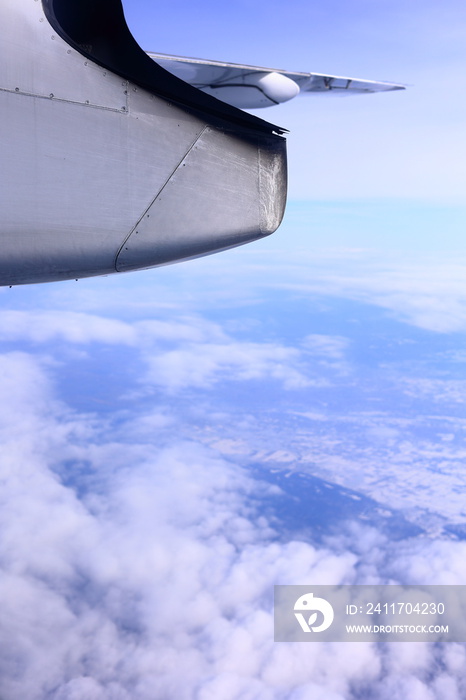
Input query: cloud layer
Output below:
<box><xmin>1</xmin><ymin>236</ymin><xmax>466</xmax><ymax>698</ymax></box>
<box><xmin>0</xmin><ymin>348</ymin><xmax>465</xmax><ymax>699</ymax></box>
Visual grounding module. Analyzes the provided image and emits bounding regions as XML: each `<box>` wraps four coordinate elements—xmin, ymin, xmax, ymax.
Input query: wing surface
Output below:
<box><xmin>148</xmin><ymin>52</ymin><xmax>405</xmax><ymax>109</ymax></box>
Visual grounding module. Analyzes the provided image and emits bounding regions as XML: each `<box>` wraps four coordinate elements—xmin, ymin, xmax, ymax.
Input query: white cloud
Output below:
<box><xmin>401</xmin><ymin>378</ymin><xmax>466</xmax><ymax>404</ymax></box>
<box><xmin>273</xmin><ymin>252</ymin><xmax>466</xmax><ymax>334</ymax></box>
<box><xmin>302</xmin><ymin>335</ymin><xmax>349</xmax><ymax>360</ymax></box>
<box><xmin>0</xmin><ymin>311</ymin><xmax>137</xmax><ymax>346</ymax></box>
<box><xmin>144</xmin><ymin>340</ymin><xmax>313</xmax><ymax>391</ymax></box>
<box><xmin>0</xmin><ymin>309</ymin><xmax>315</xmax><ymax>393</ymax></box>
<box><xmin>134</xmin><ymin>246</ymin><xmax>466</xmax><ymax>335</ymax></box>
<box><xmin>0</xmin><ymin>352</ymin><xmax>465</xmax><ymax>699</ymax></box>
<box><xmin>1</xmin><ymin>221</ymin><xmax>466</xmax><ymax>698</ymax></box>
<box><xmin>301</xmin><ymin>334</ymin><xmax>351</xmax><ymax>375</ymax></box>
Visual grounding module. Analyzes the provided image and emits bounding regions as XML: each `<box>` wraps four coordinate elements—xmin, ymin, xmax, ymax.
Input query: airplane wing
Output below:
<box><xmin>148</xmin><ymin>53</ymin><xmax>405</xmax><ymax>109</ymax></box>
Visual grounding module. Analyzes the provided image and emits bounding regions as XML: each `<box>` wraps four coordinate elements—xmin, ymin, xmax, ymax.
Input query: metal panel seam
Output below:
<box><xmin>0</xmin><ymin>86</ymin><xmax>128</xmax><ymax>112</ymax></box>
<box><xmin>113</xmin><ymin>125</ymin><xmax>209</xmax><ymax>271</ymax></box>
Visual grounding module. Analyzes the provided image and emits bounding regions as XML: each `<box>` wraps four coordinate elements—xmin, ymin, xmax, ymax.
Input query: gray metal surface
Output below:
<box><xmin>116</xmin><ymin>125</ymin><xmax>286</xmax><ymax>271</ymax></box>
<box><xmin>0</xmin><ymin>0</ymin><xmax>287</xmax><ymax>285</ymax></box>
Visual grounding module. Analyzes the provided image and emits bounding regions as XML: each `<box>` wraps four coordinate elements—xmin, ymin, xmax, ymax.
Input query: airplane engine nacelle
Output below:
<box><xmin>0</xmin><ymin>0</ymin><xmax>287</xmax><ymax>285</ymax></box>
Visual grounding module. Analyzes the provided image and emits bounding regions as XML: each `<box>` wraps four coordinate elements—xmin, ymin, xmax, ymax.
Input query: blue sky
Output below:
<box><xmin>1</xmin><ymin>1</ymin><xmax>466</xmax><ymax>698</ymax></box>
